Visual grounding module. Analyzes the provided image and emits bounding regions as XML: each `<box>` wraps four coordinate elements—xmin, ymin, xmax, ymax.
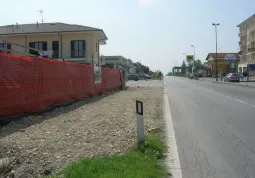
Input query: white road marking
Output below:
<box><xmin>204</xmin><ymin>88</ymin><xmax>250</xmax><ymax>105</ymax></box>
<box><xmin>164</xmin><ymin>87</ymin><xmax>183</xmax><ymax>178</ymax></box>
<box><xmin>251</xmin><ymin>105</ymin><xmax>255</xmax><ymax>108</ymax></box>
<box><xmin>232</xmin><ymin>98</ymin><xmax>248</xmax><ymax>104</ymax></box>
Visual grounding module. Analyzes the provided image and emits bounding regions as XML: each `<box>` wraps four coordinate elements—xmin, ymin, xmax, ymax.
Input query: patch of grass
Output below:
<box><xmin>153</xmin><ymin>76</ymin><xmax>164</xmax><ymax>80</ymax></box>
<box><xmin>52</xmin><ymin>129</ymin><xmax>168</xmax><ymax>178</ymax></box>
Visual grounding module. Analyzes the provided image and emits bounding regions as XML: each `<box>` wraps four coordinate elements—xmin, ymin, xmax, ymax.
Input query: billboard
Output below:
<box><xmin>224</xmin><ymin>54</ymin><xmax>236</xmax><ymax>61</ymax></box>
<box><xmin>248</xmin><ymin>64</ymin><xmax>255</xmax><ymax>71</ymax></box>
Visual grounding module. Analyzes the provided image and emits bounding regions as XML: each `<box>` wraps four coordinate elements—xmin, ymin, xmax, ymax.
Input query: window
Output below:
<box><xmin>52</xmin><ymin>41</ymin><xmax>59</xmax><ymax>59</ymax></box>
<box><xmin>71</xmin><ymin>40</ymin><xmax>85</xmax><ymax>58</ymax></box>
<box><xmin>29</xmin><ymin>42</ymin><xmax>47</xmax><ymax>55</ymax></box>
<box><xmin>0</xmin><ymin>43</ymin><xmax>11</xmax><ymax>54</ymax></box>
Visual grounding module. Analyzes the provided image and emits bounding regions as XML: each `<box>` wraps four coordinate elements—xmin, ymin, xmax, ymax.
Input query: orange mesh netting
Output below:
<box><xmin>0</xmin><ymin>53</ymin><xmax>124</xmax><ymax>118</ymax></box>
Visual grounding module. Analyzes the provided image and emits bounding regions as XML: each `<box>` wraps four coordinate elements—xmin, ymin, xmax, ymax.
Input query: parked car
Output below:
<box><xmin>224</xmin><ymin>73</ymin><xmax>240</xmax><ymax>82</ymax></box>
<box><xmin>128</xmin><ymin>74</ymin><xmax>139</xmax><ymax>81</ymax></box>
<box><xmin>138</xmin><ymin>74</ymin><xmax>151</xmax><ymax>80</ymax></box>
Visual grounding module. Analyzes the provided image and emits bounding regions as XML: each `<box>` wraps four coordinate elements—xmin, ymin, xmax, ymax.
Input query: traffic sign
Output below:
<box><xmin>186</xmin><ymin>55</ymin><xmax>194</xmax><ymax>61</ymax></box>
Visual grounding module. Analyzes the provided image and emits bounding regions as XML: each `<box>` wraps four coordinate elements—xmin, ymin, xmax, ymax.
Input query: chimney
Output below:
<box><xmin>16</xmin><ymin>23</ymin><xmax>18</xmax><ymax>29</ymax></box>
<box><xmin>12</xmin><ymin>24</ymin><xmax>14</xmax><ymax>32</ymax></box>
<box><xmin>36</xmin><ymin>21</ymin><xmax>39</xmax><ymax>28</ymax></box>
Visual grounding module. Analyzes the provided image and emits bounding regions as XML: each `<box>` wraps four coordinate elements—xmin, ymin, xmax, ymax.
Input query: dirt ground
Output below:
<box><xmin>0</xmin><ymin>86</ymin><xmax>163</xmax><ymax>178</ymax></box>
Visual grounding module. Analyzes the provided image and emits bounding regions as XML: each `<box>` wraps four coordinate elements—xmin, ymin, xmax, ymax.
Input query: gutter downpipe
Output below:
<box><xmin>58</xmin><ymin>32</ymin><xmax>63</xmax><ymax>59</ymax></box>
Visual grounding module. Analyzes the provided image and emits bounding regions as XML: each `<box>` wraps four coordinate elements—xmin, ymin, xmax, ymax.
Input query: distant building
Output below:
<box><xmin>0</xmin><ymin>22</ymin><xmax>107</xmax><ymax>66</ymax></box>
<box><xmin>237</xmin><ymin>14</ymin><xmax>255</xmax><ymax>73</ymax></box>
<box><xmin>205</xmin><ymin>53</ymin><xmax>240</xmax><ymax>77</ymax></box>
<box><xmin>102</xmin><ymin>56</ymin><xmax>136</xmax><ymax>74</ymax></box>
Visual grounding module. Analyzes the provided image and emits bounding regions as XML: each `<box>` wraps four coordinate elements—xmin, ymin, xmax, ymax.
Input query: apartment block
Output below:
<box><xmin>237</xmin><ymin>14</ymin><xmax>255</xmax><ymax>72</ymax></box>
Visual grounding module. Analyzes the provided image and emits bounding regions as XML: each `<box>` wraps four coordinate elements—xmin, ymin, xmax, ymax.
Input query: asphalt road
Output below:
<box><xmin>165</xmin><ymin>76</ymin><xmax>255</xmax><ymax>178</ymax></box>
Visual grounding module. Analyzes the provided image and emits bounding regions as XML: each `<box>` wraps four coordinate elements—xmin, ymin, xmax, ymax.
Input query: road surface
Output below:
<box><xmin>165</xmin><ymin>76</ymin><xmax>255</xmax><ymax>178</ymax></box>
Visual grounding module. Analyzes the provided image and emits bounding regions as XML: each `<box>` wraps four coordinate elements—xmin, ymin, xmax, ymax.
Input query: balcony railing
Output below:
<box><xmin>248</xmin><ymin>48</ymin><xmax>255</xmax><ymax>53</ymax></box>
<box><xmin>248</xmin><ymin>28</ymin><xmax>255</xmax><ymax>34</ymax></box>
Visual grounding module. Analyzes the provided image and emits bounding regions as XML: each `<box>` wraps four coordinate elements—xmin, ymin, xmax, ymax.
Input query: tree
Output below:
<box><xmin>134</xmin><ymin>62</ymin><xmax>150</xmax><ymax>74</ymax></box>
<box><xmin>166</xmin><ymin>72</ymin><xmax>172</xmax><ymax>76</ymax></box>
<box><xmin>181</xmin><ymin>61</ymin><xmax>187</xmax><ymax>74</ymax></box>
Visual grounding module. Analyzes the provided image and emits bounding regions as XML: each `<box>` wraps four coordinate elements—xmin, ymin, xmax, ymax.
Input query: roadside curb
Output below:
<box><xmin>211</xmin><ymin>81</ymin><xmax>255</xmax><ymax>89</ymax></box>
<box><xmin>163</xmin><ymin>80</ymin><xmax>182</xmax><ymax>178</ymax></box>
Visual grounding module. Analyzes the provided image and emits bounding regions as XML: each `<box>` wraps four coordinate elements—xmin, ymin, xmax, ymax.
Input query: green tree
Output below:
<box><xmin>181</xmin><ymin>61</ymin><xmax>186</xmax><ymax>74</ymax></box>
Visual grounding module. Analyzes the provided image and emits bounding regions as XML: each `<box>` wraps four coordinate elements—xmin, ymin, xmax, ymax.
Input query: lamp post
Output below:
<box><xmin>183</xmin><ymin>53</ymin><xmax>187</xmax><ymax>74</ymax></box>
<box><xmin>212</xmin><ymin>23</ymin><xmax>220</xmax><ymax>81</ymax></box>
<box><xmin>183</xmin><ymin>53</ymin><xmax>186</xmax><ymax>61</ymax></box>
<box><xmin>191</xmin><ymin>45</ymin><xmax>196</xmax><ymax>75</ymax></box>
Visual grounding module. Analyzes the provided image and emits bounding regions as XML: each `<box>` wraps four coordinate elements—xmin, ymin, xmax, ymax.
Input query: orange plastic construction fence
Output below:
<box><xmin>0</xmin><ymin>53</ymin><xmax>124</xmax><ymax>119</ymax></box>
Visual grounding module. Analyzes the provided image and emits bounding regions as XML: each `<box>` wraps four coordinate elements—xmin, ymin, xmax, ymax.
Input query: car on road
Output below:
<box><xmin>127</xmin><ymin>74</ymin><xmax>139</xmax><ymax>81</ymax></box>
<box><xmin>224</xmin><ymin>73</ymin><xmax>240</xmax><ymax>82</ymax></box>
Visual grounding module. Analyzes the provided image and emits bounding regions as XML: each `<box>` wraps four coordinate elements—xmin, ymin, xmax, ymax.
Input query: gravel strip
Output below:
<box><xmin>0</xmin><ymin>87</ymin><xmax>163</xmax><ymax>178</ymax></box>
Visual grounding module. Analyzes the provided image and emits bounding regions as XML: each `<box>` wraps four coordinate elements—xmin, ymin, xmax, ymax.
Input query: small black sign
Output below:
<box><xmin>136</xmin><ymin>100</ymin><xmax>143</xmax><ymax>115</ymax></box>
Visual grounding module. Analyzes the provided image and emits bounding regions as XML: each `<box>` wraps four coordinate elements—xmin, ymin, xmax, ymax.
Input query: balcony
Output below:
<box><xmin>239</xmin><ymin>33</ymin><xmax>246</xmax><ymax>36</ymax></box>
<box><xmin>248</xmin><ymin>48</ymin><xmax>255</xmax><ymax>53</ymax></box>
<box><xmin>248</xmin><ymin>28</ymin><xmax>255</xmax><ymax>34</ymax></box>
<box><xmin>239</xmin><ymin>51</ymin><xmax>244</xmax><ymax>55</ymax></box>
<box><xmin>239</xmin><ymin>41</ymin><xmax>247</xmax><ymax>46</ymax></box>
<box><xmin>248</xmin><ymin>39</ymin><xmax>255</xmax><ymax>44</ymax></box>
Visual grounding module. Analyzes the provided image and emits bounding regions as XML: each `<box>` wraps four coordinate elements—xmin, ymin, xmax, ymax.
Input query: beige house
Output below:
<box><xmin>0</xmin><ymin>22</ymin><xmax>107</xmax><ymax>66</ymax></box>
<box><xmin>237</xmin><ymin>14</ymin><xmax>255</xmax><ymax>72</ymax></box>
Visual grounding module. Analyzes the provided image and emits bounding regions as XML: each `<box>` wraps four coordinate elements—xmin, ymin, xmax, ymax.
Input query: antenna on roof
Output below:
<box><xmin>38</xmin><ymin>9</ymin><xmax>44</xmax><ymax>23</ymax></box>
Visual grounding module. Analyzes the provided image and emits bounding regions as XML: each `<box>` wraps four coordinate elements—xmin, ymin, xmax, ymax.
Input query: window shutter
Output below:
<box><xmin>43</xmin><ymin>42</ymin><xmax>47</xmax><ymax>51</ymax></box>
<box><xmin>29</xmin><ymin>42</ymin><xmax>35</xmax><ymax>55</ymax></box>
<box><xmin>83</xmin><ymin>40</ymin><xmax>86</xmax><ymax>57</ymax></box>
<box><xmin>7</xmin><ymin>44</ymin><xmax>11</xmax><ymax>54</ymax></box>
<box><xmin>71</xmin><ymin>41</ymin><xmax>74</xmax><ymax>57</ymax></box>
<box><xmin>7</xmin><ymin>44</ymin><xmax>11</xmax><ymax>49</ymax></box>
<box><xmin>29</xmin><ymin>42</ymin><xmax>34</xmax><ymax>48</ymax></box>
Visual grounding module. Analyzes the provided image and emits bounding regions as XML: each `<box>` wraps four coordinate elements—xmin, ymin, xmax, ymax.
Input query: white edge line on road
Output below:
<box><xmin>164</xmin><ymin>87</ymin><xmax>183</xmax><ymax>178</ymax></box>
<box><xmin>203</xmin><ymin>88</ymin><xmax>248</xmax><ymax>105</ymax></box>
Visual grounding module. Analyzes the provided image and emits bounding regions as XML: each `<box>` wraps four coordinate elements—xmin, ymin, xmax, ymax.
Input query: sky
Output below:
<box><xmin>1</xmin><ymin>0</ymin><xmax>254</xmax><ymax>74</ymax></box>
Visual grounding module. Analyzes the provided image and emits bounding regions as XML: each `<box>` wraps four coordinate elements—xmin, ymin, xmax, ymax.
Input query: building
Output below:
<box><xmin>102</xmin><ymin>56</ymin><xmax>136</xmax><ymax>74</ymax></box>
<box><xmin>0</xmin><ymin>22</ymin><xmax>107</xmax><ymax>65</ymax></box>
<box><xmin>237</xmin><ymin>14</ymin><xmax>255</xmax><ymax>73</ymax></box>
<box><xmin>205</xmin><ymin>53</ymin><xmax>240</xmax><ymax>76</ymax></box>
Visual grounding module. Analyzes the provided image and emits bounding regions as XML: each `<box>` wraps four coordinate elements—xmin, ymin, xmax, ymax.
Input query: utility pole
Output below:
<box><xmin>191</xmin><ymin>45</ymin><xmax>196</xmax><ymax>76</ymax></box>
<box><xmin>212</xmin><ymin>23</ymin><xmax>220</xmax><ymax>81</ymax></box>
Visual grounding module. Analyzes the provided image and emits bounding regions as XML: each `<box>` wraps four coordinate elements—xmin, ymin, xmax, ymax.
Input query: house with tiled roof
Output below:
<box><xmin>205</xmin><ymin>53</ymin><xmax>240</xmax><ymax>76</ymax></box>
<box><xmin>0</xmin><ymin>22</ymin><xmax>108</xmax><ymax>65</ymax></box>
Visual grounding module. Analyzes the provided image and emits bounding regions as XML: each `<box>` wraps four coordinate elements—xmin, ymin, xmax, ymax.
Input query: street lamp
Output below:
<box><xmin>191</xmin><ymin>45</ymin><xmax>196</xmax><ymax>75</ymax></box>
<box><xmin>212</xmin><ymin>23</ymin><xmax>220</xmax><ymax>81</ymax></box>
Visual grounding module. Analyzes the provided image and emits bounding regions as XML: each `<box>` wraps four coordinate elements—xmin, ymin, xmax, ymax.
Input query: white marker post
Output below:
<box><xmin>136</xmin><ymin>100</ymin><xmax>144</xmax><ymax>143</ymax></box>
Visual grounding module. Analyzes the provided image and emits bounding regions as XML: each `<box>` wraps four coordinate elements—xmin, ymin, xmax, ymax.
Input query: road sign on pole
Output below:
<box><xmin>186</xmin><ymin>55</ymin><xmax>194</xmax><ymax>61</ymax></box>
<box><xmin>136</xmin><ymin>100</ymin><xmax>144</xmax><ymax>143</ymax></box>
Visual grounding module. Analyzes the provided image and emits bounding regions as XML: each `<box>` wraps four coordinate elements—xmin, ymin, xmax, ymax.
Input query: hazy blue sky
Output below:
<box><xmin>1</xmin><ymin>0</ymin><xmax>254</xmax><ymax>73</ymax></box>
